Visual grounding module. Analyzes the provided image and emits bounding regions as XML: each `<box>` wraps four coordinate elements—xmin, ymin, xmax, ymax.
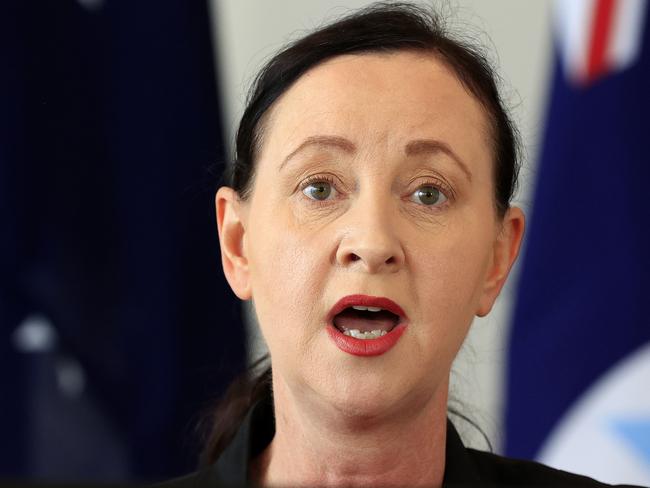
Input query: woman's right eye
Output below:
<box><xmin>302</xmin><ymin>181</ymin><xmax>337</xmax><ymax>201</ymax></box>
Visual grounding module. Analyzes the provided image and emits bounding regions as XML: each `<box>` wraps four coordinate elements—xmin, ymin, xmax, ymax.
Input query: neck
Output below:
<box><xmin>251</xmin><ymin>375</ymin><xmax>449</xmax><ymax>487</ymax></box>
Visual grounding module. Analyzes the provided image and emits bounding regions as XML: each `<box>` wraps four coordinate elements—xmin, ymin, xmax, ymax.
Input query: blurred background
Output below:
<box><xmin>1</xmin><ymin>0</ymin><xmax>648</xmax><ymax>485</ymax></box>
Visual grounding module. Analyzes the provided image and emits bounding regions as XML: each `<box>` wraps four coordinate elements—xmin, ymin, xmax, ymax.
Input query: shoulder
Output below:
<box><xmin>148</xmin><ymin>467</ymin><xmax>222</xmax><ymax>488</ymax></box>
<box><xmin>466</xmin><ymin>448</ymin><xmax>641</xmax><ymax>487</ymax></box>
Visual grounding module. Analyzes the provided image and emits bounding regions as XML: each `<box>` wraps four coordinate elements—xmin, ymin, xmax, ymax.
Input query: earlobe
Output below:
<box><xmin>476</xmin><ymin>206</ymin><xmax>525</xmax><ymax>317</ymax></box>
<box><xmin>216</xmin><ymin>187</ymin><xmax>252</xmax><ymax>300</ymax></box>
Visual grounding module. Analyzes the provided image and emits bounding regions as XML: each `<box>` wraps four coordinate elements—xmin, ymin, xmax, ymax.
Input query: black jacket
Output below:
<box><xmin>155</xmin><ymin>395</ymin><xmax>641</xmax><ymax>487</ymax></box>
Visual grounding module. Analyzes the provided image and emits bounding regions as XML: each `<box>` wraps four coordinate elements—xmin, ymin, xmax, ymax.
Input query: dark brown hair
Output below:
<box><xmin>202</xmin><ymin>1</ymin><xmax>519</xmax><ymax>464</ymax></box>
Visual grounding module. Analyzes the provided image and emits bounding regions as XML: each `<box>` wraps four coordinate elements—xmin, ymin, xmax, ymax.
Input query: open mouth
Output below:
<box><xmin>326</xmin><ymin>295</ymin><xmax>408</xmax><ymax>356</ymax></box>
<box><xmin>333</xmin><ymin>305</ymin><xmax>400</xmax><ymax>339</ymax></box>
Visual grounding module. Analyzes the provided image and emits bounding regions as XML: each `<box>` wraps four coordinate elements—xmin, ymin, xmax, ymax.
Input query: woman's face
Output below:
<box><xmin>218</xmin><ymin>52</ymin><xmax>523</xmax><ymax>419</ymax></box>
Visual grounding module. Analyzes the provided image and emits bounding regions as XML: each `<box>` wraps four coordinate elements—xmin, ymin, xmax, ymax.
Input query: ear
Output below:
<box><xmin>476</xmin><ymin>206</ymin><xmax>525</xmax><ymax>317</ymax></box>
<box><xmin>216</xmin><ymin>187</ymin><xmax>252</xmax><ymax>300</ymax></box>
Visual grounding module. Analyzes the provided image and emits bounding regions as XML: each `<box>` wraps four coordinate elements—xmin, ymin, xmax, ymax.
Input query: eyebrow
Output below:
<box><xmin>405</xmin><ymin>139</ymin><xmax>473</xmax><ymax>182</ymax></box>
<box><xmin>280</xmin><ymin>135</ymin><xmax>473</xmax><ymax>182</ymax></box>
<box><xmin>280</xmin><ymin>135</ymin><xmax>356</xmax><ymax>170</ymax></box>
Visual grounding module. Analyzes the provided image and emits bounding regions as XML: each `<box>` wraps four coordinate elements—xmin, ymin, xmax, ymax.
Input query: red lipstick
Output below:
<box><xmin>328</xmin><ymin>295</ymin><xmax>407</xmax><ymax>320</ymax></box>
<box><xmin>326</xmin><ymin>323</ymin><xmax>406</xmax><ymax>356</ymax></box>
<box><xmin>326</xmin><ymin>295</ymin><xmax>408</xmax><ymax>357</ymax></box>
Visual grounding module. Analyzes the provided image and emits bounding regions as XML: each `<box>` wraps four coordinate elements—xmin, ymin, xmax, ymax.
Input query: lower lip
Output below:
<box><xmin>326</xmin><ymin>323</ymin><xmax>407</xmax><ymax>357</ymax></box>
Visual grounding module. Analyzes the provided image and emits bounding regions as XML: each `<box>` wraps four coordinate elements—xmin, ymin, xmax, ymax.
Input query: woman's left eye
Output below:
<box><xmin>410</xmin><ymin>185</ymin><xmax>448</xmax><ymax>206</ymax></box>
<box><xmin>302</xmin><ymin>181</ymin><xmax>338</xmax><ymax>201</ymax></box>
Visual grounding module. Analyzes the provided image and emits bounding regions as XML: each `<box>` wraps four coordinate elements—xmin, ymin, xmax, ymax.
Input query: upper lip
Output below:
<box><xmin>327</xmin><ymin>294</ymin><xmax>408</xmax><ymax>322</ymax></box>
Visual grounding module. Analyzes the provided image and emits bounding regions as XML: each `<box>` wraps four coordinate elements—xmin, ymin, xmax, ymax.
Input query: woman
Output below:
<box><xmin>160</xmin><ymin>3</ymin><xmax>634</xmax><ymax>487</ymax></box>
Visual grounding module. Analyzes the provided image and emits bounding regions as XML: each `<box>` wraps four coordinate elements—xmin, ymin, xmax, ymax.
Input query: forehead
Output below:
<box><xmin>259</xmin><ymin>51</ymin><xmax>491</xmax><ymax>171</ymax></box>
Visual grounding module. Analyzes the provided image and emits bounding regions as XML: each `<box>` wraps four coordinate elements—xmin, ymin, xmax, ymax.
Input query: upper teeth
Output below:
<box><xmin>352</xmin><ymin>305</ymin><xmax>382</xmax><ymax>312</ymax></box>
<box><xmin>343</xmin><ymin>329</ymin><xmax>388</xmax><ymax>339</ymax></box>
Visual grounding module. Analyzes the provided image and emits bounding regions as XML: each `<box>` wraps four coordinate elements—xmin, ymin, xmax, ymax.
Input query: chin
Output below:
<box><xmin>314</xmin><ymin>369</ymin><xmax>424</xmax><ymax>422</ymax></box>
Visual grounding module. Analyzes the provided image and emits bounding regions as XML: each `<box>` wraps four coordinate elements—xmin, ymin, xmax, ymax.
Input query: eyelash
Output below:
<box><xmin>301</xmin><ymin>174</ymin><xmax>338</xmax><ymax>188</ymax></box>
<box><xmin>298</xmin><ymin>174</ymin><xmax>455</xmax><ymax>207</ymax></box>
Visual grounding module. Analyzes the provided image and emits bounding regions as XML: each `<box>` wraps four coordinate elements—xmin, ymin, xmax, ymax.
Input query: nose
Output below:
<box><xmin>335</xmin><ymin>197</ymin><xmax>405</xmax><ymax>274</ymax></box>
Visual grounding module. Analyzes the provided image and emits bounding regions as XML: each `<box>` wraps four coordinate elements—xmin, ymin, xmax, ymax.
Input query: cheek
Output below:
<box><xmin>408</xmin><ymin>217</ymin><xmax>494</xmax><ymax>360</ymax></box>
<box><xmin>245</xmin><ymin>207</ymin><xmax>331</xmax><ymax>360</ymax></box>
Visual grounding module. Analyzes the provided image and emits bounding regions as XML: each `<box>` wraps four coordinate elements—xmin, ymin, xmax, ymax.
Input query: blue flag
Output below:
<box><xmin>506</xmin><ymin>0</ymin><xmax>650</xmax><ymax>484</ymax></box>
<box><xmin>0</xmin><ymin>0</ymin><xmax>245</xmax><ymax>482</ymax></box>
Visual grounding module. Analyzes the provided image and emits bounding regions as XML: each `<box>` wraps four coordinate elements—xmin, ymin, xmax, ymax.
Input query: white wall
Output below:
<box><xmin>208</xmin><ymin>0</ymin><xmax>555</xmax><ymax>453</ymax></box>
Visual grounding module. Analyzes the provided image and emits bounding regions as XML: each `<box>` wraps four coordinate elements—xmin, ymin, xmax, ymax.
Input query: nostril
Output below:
<box><xmin>350</xmin><ymin>253</ymin><xmax>361</xmax><ymax>262</ymax></box>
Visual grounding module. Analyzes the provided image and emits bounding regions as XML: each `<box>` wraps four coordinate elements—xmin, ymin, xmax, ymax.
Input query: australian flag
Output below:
<box><xmin>506</xmin><ymin>0</ymin><xmax>650</xmax><ymax>485</ymax></box>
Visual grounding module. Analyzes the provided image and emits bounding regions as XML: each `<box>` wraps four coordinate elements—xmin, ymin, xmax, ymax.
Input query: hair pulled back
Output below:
<box><xmin>203</xmin><ymin>1</ymin><xmax>520</xmax><ymax>465</ymax></box>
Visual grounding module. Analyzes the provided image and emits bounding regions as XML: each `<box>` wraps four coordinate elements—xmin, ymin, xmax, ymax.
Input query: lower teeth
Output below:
<box><xmin>342</xmin><ymin>329</ymin><xmax>388</xmax><ymax>339</ymax></box>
